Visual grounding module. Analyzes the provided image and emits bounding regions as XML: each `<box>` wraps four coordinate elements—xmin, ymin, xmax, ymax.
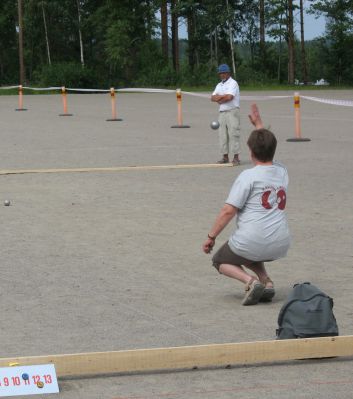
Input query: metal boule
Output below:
<box><xmin>210</xmin><ymin>120</ymin><xmax>220</xmax><ymax>130</ymax></box>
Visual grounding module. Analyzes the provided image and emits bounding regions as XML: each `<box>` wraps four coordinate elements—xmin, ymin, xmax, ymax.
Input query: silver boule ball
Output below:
<box><xmin>210</xmin><ymin>120</ymin><xmax>220</xmax><ymax>130</ymax></box>
<box><xmin>4</xmin><ymin>200</ymin><xmax>10</xmax><ymax>206</ymax></box>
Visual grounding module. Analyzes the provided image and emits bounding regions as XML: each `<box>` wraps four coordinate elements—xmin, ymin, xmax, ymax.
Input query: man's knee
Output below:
<box><xmin>212</xmin><ymin>261</ymin><xmax>222</xmax><ymax>273</ymax></box>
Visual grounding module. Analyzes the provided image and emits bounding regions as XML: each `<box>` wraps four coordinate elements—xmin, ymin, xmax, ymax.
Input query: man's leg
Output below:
<box><xmin>219</xmin><ymin>263</ymin><xmax>254</xmax><ymax>284</ymax></box>
<box><xmin>227</xmin><ymin>108</ymin><xmax>241</xmax><ymax>164</ymax></box>
<box><xmin>245</xmin><ymin>262</ymin><xmax>273</xmax><ymax>288</ymax></box>
<box><xmin>217</xmin><ymin>112</ymin><xmax>229</xmax><ymax>163</ymax></box>
<box><xmin>245</xmin><ymin>262</ymin><xmax>275</xmax><ymax>301</ymax></box>
<box><xmin>219</xmin><ymin>263</ymin><xmax>265</xmax><ymax>305</ymax></box>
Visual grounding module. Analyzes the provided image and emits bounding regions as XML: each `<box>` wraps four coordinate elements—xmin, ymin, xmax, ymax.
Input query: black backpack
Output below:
<box><xmin>276</xmin><ymin>282</ymin><xmax>339</xmax><ymax>339</ymax></box>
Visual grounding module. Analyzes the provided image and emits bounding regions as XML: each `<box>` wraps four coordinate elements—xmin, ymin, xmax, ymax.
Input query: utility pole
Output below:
<box><xmin>17</xmin><ymin>0</ymin><xmax>25</xmax><ymax>84</ymax></box>
<box><xmin>225</xmin><ymin>0</ymin><xmax>236</xmax><ymax>76</ymax></box>
<box><xmin>300</xmin><ymin>0</ymin><xmax>308</xmax><ymax>84</ymax></box>
<box><xmin>287</xmin><ymin>0</ymin><xmax>295</xmax><ymax>84</ymax></box>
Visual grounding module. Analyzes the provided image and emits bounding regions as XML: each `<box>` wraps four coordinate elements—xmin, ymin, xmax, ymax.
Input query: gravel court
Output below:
<box><xmin>0</xmin><ymin>90</ymin><xmax>353</xmax><ymax>398</ymax></box>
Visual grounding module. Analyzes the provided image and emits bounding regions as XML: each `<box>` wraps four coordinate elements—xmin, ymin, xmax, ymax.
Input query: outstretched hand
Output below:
<box><xmin>248</xmin><ymin>103</ymin><xmax>264</xmax><ymax>129</ymax></box>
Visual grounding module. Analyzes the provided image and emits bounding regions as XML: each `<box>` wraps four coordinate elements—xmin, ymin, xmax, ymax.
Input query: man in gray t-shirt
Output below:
<box><xmin>226</xmin><ymin>161</ymin><xmax>290</xmax><ymax>262</ymax></box>
<box><xmin>202</xmin><ymin>104</ymin><xmax>290</xmax><ymax>306</ymax></box>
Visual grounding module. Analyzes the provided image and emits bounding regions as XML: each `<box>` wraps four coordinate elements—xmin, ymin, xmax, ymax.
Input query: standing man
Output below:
<box><xmin>211</xmin><ymin>64</ymin><xmax>241</xmax><ymax>166</ymax></box>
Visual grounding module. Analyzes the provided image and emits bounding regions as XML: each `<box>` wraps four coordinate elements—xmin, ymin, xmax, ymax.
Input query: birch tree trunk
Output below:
<box><xmin>41</xmin><ymin>1</ymin><xmax>51</xmax><ymax>65</ymax></box>
<box><xmin>77</xmin><ymin>0</ymin><xmax>84</xmax><ymax>67</ymax></box>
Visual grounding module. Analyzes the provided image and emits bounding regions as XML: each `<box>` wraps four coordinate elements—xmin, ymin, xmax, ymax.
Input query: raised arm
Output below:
<box><xmin>248</xmin><ymin>103</ymin><xmax>264</xmax><ymax>129</ymax></box>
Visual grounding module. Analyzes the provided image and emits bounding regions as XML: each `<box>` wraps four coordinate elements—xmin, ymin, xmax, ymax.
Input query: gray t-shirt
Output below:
<box><xmin>226</xmin><ymin>162</ymin><xmax>291</xmax><ymax>261</ymax></box>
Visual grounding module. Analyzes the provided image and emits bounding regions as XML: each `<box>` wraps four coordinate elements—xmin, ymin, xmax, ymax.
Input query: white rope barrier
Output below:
<box><xmin>0</xmin><ymin>85</ymin><xmax>21</xmax><ymax>90</ymax></box>
<box><xmin>301</xmin><ymin>95</ymin><xmax>353</xmax><ymax>107</ymax></box>
<box><xmin>168</xmin><ymin>92</ymin><xmax>292</xmax><ymax>101</ymax></box>
<box><xmin>181</xmin><ymin>91</ymin><xmax>210</xmax><ymax>98</ymax></box>
<box><xmin>117</xmin><ymin>88</ymin><xmax>175</xmax><ymax>94</ymax></box>
<box><xmin>22</xmin><ymin>86</ymin><xmax>62</xmax><ymax>91</ymax></box>
<box><xmin>66</xmin><ymin>88</ymin><xmax>110</xmax><ymax>93</ymax></box>
<box><xmin>1</xmin><ymin>85</ymin><xmax>352</xmax><ymax>107</ymax></box>
<box><xmin>241</xmin><ymin>95</ymin><xmax>292</xmax><ymax>101</ymax></box>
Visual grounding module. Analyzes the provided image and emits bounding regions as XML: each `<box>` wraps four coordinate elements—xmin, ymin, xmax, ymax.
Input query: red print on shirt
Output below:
<box><xmin>261</xmin><ymin>187</ymin><xmax>286</xmax><ymax>210</ymax></box>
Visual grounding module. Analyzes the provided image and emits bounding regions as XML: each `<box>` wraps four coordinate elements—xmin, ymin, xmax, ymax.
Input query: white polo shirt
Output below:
<box><xmin>212</xmin><ymin>77</ymin><xmax>240</xmax><ymax>111</ymax></box>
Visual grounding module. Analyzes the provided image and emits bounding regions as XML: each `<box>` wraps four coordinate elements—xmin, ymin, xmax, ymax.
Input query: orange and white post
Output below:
<box><xmin>176</xmin><ymin>88</ymin><xmax>183</xmax><ymax>126</ymax></box>
<box><xmin>294</xmin><ymin>92</ymin><xmax>302</xmax><ymax>138</ymax></box>
<box><xmin>16</xmin><ymin>85</ymin><xmax>27</xmax><ymax>111</ymax></box>
<box><xmin>106</xmin><ymin>88</ymin><xmax>122</xmax><ymax>121</ymax></box>
<box><xmin>59</xmin><ymin>86</ymin><xmax>72</xmax><ymax>116</ymax></box>
<box><xmin>287</xmin><ymin>92</ymin><xmax>310</xmax><ymax>142</ymax></box>
<box><xmin>110</xmin><ymin>88</ymin><xmax>117</xmax><ymax>119</ymax></box>
<box><xmin>171</xmin><ymin>88</ymin><xmax>190</xmax><ymax>128</ymax></box>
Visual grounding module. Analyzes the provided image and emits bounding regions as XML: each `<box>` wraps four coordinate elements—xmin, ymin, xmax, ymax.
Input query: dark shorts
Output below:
<box><xmin>212</xmin><ymin>241</ymin><xmax>261</xmax><ymax>271</ymax></box>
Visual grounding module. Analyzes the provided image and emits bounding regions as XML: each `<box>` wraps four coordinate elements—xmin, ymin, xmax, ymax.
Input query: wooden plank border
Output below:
<box><xmin>0</xmin><ymin>163</ymin><xmax>233</xmax><ymax>176</ymax></box>
<box><xmin>0</xmin><ymin>336</ymin><xmax>352</xmax><ymax>377</ymax></box>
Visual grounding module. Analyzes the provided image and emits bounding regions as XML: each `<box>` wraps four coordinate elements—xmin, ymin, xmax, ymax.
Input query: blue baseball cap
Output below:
<box><xmin>217</xmin><ymin>64</ymin><xmax>231</xmax><ymax>73</ymax></box>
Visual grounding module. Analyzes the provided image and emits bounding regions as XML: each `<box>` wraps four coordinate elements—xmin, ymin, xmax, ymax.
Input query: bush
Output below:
<box><xmin>33</xmin><ymin>62</ymin><xmax>99</xmax><ymax>88</ymax></box>
<box><xmin>236</xmin><ymin>64</ymin><xmax>270</xmax><ymax>85</ymax></box>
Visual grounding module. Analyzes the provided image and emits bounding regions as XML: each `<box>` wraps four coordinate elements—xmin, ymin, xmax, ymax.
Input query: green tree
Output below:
<box><xmin>309</xmin><ymin>0</ymin><xmax>353</xmax><ymax>84</ymax></box>
<box><xmin>0</xmin><ymin>0</ymin><xmax>18</xmax><ymax>83</ymax></box>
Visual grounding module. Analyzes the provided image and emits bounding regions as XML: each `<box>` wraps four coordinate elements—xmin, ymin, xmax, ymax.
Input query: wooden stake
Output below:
<box><xmin>0</xmin><ymin>336</ymin><xmax>351</xmax><ymax>378</ymax></box>
<box><xmin>0</xmin><ymin>163</ymin><xmax>233</xmax><ymax>176</ymax></box>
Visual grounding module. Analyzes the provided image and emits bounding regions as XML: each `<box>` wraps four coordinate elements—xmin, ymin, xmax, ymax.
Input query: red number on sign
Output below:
<box><xmin>12</xmin><ymin>376</ymin><xmax>20</xmax><ymax>386</ymax></box>
<box><xmin>4</xmin><ymin>378</ymin><xmax>9</xmax><ymax>386</ymax></box>
<box><xmin>44</xmin><ymin>374</ymin><xmax>52</xmax><ymax>384</ymax></box>
<box><xmin>32</xmin><ymin>375</ymin><xmax>41</xmax><ymax>384</ymax></box>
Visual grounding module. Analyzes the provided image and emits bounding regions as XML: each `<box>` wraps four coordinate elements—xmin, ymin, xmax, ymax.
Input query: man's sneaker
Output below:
<box><xmin>217</xmin><ymin>157</ymin><xmax>229</xmax><ymax>164</ymax></box>
<box><xmin>232</xmin><ymin>157</ymin><xmax>240</xmax><ymax>166</ymax></box>
<box><xmin>241</xmin><ymin>279</ymin><xmax>265</xmax><ymax>306</ymax></box>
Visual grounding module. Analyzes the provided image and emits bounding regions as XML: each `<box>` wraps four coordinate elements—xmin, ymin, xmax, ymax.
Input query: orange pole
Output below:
<box><xmin>110</xmin><ymin>88</ymin><xmax>117</xmax><ymax>119</ymax></box>
<box><xmin>18</xmin><ymin>85</ymin><xmax>24</xmax><ymax>109</ymax></box>
<box><xmin>176</xmin><ymin>88</ymin><xmax>183</xmax><ymax>126</ymax></box>
<box><xmin>294</xmin><ymin>92</ymin><xmax>302</xmax><ymax>138</ymax></box>
<box><xmin>62</xmin><ymin>86</ymin><xmax>68</xmax><ymax>114</ymax></box>
<box><xmin>106</xmin><ymin>87</ymin><xmax>122</xmax><ymax>121</ymax></box>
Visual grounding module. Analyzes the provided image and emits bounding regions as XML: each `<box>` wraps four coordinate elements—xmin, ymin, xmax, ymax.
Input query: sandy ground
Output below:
<box><xmin>0</xmin><ymin>89</ymin><xmax>353</xmax><ymax>398</ymax></box>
